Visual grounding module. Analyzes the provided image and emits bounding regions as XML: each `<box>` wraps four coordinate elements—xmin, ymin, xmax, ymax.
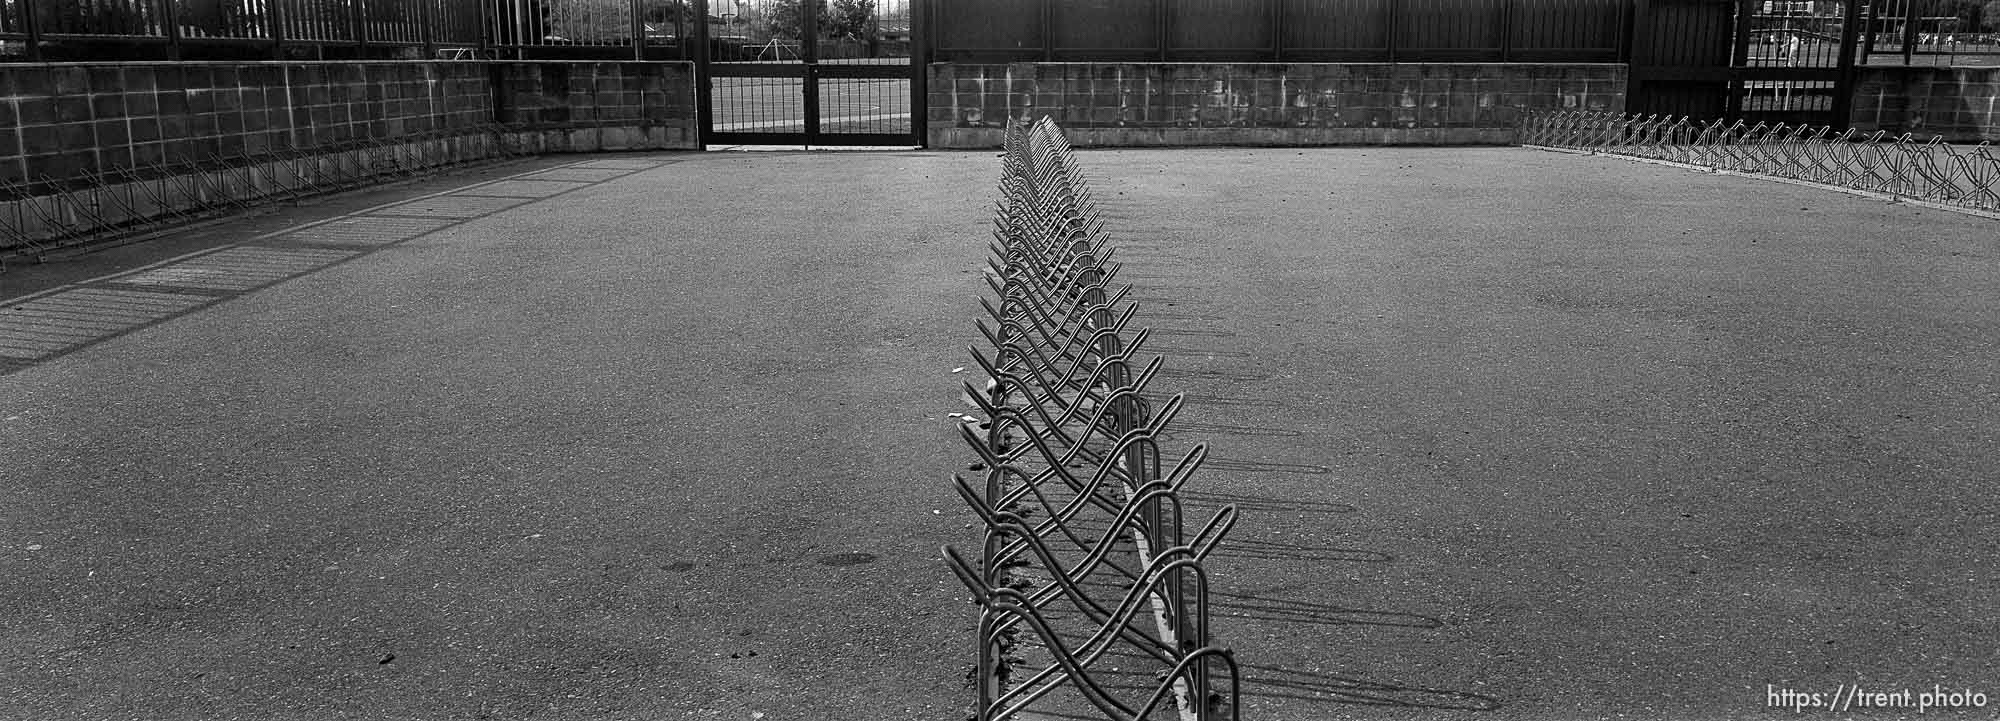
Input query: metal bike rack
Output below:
<box><xmin>1523</xmin><ymin>110</ymin><xmax>2000</xmax><ymax>213</ymax></box>
<box><xmin>944</xmin><ymin>117</ymin><xmax>1243</xmax><ymax>721</ymax></box>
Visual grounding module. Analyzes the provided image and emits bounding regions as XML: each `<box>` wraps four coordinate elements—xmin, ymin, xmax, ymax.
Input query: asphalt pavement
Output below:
<box><xmin>1088</xmin><ymin>147</ymin><xmax>1999</xmax><ymax>719</ymax></box>
<box><xmin>1</xmin><ymin>146</ymin><xmax>1996</xmax><ymax>720</ymax></box>
<box><xmin>1</xmin><ymin>151</ymin><xmax>994</xmax><ymax>719</ymax></box>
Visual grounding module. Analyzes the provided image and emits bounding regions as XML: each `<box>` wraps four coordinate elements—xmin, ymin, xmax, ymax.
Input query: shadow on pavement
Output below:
<box><xmin>1211</xmin><ymin>588</ymin><xmax>1442</xmax><ymax>629</ymax></box>
<box><xmin>1208</xmin><ymin>537</ymin><xmax>1392</xmax><ymax>564</ymax></box>
<box><xmin>1240</xmin><ymin>662</ymin><xmax>1503</xmax><ymax>711</ymax></box>
<box><xmin>1180</xmin><ymin>489</ymin><xmax>1356</xmax><ymax>515</ymax></box>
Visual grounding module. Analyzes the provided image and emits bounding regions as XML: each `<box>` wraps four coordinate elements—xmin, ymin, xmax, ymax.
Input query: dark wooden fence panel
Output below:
<box><xmin>933</xmin><ymin>0</ymin><xmax>1040</xmax><ymax>60</ymax></box>
<box><xmin>1514</xmin><ymin>0</ymin><xmax>1628</xmax><ymax>58</ymax></box>
<box><xmin>1051</xmin><ymin>0</ymin><xmax>1156</xmax><ymax>58</ymax></box>
<box><xmin>1168</xmin><ymin>0</ymin><xmax>1271</xmax><ymax>58</ymax></box>
<box><xmin>1399</xmin><ymin>0</ymin><xmax>1505</xmax><ymax>58</ymax></box>
<box><xmin>931</xmin><ymin>0</ymin><xmax>1629</xmax><ymax>63</ymax></box>
<box><xmin>1281</xmin><ymin>0</ymin><xmax>1391</xmax><ymax>60</ymax></box>
<box><xmin>1627</xmin><ymin>0</ymin><xmax>1736</xmax><ymax>119</ymax></box>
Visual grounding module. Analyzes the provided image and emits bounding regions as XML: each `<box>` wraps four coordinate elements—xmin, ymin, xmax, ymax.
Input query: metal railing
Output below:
<box><xmin>1858</xmin><ymin>0</ymin><xmax>2000</xmax><ymax>66</ymax></box>
<box><xmin>1521</xmin><ymin>110</ymin><xmax>2000</xmax><ymax>213</ymax></box>
<box><xmin>942</xmin><ymin>117</ymin><xmax>1242</xmax><ymax>721</ymax></box>
<box><xmin>0</xmin><ymin>0</ymin><xmax>706</xmax><ymax>60</ymax></box>
<box><xmin>0</xmin><ymin>0</ymin><xmax>486</xmax><ymax>59</ymax></box>
<box><xmin>0</xmin><ymin>124</ymin><xmax>540</xmax><ymax>262</ymax></box>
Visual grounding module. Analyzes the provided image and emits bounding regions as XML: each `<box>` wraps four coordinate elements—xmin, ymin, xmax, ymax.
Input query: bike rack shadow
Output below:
<box><xmin>1237</xmin><ymin>662</ymin><xmax>1503</xmax><ymax>711</ymax></box>
<box><xmin>1209</xmin><ymin>588</ymin><xmax>1443</xmax><ymax>630</ymax></box>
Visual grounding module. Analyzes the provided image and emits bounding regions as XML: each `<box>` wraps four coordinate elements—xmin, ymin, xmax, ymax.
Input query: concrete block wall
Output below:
<box><xmin>0</xmin><ymin>63</ymin><xmax>472</xmax><ymax>190</ymax></box>
<box><xmin>1850</xmin><ymin>66</ymin><xmax>2000</xmax><ymax>143</ymax></box>
<box><xmin>0</xmin><ymin>60</ymin><xmax>698</xmax><ymax>194</ymax></box>
<box><xmin>491</xmin><ymin>61</ymin><xmax>699</xmax><ymax>150</ymax></box>
<box><xmin>928</xmin><ymin>62</ymin><xmax>1627</xmax><ymax>147</ymax></box>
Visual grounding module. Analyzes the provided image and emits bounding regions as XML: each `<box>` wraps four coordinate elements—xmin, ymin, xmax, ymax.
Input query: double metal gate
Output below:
<box><xmin>692</xmin><ymin>0</ymin><xmax>925</xmax><ymax>147</ymax></box>
<box><xmin>1628</xmin><ymin>0</ymin><xmax>1864</xmax><ymax>126</ymax></box>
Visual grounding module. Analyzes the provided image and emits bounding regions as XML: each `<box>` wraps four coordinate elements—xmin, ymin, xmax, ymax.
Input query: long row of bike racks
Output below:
<box><xmin>1523</xmin><ymin>110</ymin><xmax>2000</xmax><ymax>213</ymax></box>
<box><xmin>943</xmin><ymin>117</ymin><xmax>1242</xmax><ymax>721</ymax></box>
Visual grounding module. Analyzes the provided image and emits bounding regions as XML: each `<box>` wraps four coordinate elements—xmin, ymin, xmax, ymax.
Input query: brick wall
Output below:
<box><xmin>928</xmin><ymin>63</ymin><xmax>1627</xmax><ymax>147</ymax></box>
<box><xmin>0</xmin><ymin>60</ymin><xmax>698</xmax><ymax>193</ymax></box>
<box><xmin>1849</xmin><ymin>66</ymin><xmax>2000</xmax><ymax>143</ymax></box>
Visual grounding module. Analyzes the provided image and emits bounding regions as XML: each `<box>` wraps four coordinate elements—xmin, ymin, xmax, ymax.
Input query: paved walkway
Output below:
<box><xmin>2</xmin><ymin>147</ymin><xmax>1996</xmax><ymax>719</ymax></box>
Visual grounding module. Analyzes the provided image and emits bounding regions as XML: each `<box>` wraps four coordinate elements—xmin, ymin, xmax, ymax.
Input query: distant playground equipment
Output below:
<box><xmin>751</xmin><ymin>38</ymin><xmax>802</xmax><ymax>61</ymax></box>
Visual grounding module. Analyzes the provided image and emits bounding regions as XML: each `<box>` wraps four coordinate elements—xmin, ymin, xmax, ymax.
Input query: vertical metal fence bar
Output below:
<box><xmin>629</xmin><ymin>0</ymin><xmax>642</xmax><ymax>59</ymax></box>
<box><xmin>1860</xmin><ymin>0</ymin><xmax>1874</xmax><ymax>60</ymax></box>
<box><xmin>693</xmin><ymin>0</ymin><xmax>711</xmax><ymax>147</ymax></box>
<box><xmin>161</xmin><ymin>0</ymin><xmax>182</xmax><ymax>59</ymax></box>
<box><xmin>1831</xmin><ymin>0</ymin><xmax>1864</xmax><ymax>127</ymax></box>
<box><xmin>1620</xmin><ymin>0</ymin><xmax>1635</xmax><ymax>62</ymax></box>
<box><xmin>1039</xmin><ymin>0</ymin><xmax>1051</xmax><ymax>61</ymax></box>
<box><xmin>1386</xmin><ymin>0</ymin><xmax>1398</xmax><ymax>62</ymax></box>
<box><xmin>270</xmin><ymin>0</ymin><xmax>290</xmax><ymax>58</ymax></box>
<box><xmin>1727</xmin><ymin>0</ymin><xmax>1751</xmax><ymax>119</ymax></box>
<box><xmin>1900</xmin><ymin>0</ymin><xmax>1916</xmax><ymax>66</ymax></box>
<box><xmin>912</xmin><ymin>0</ymin><xmax>928</xmax><ymax>147</ymax></box>
<box><xmin>19</xmin><ymin>0</ymin><xmax>42</xmax><ymax>61</ymax></box>
<box><xmin>803</xmin><ymin>0</ymin><xmax>819</xmax><ymax>143</ymax></box>
<box><xmin>475</xmin><ymin>0</ymin><xmax>490</xmax><ymax>55</ymax></box>
<box><xmin>347</xmin><ymin>0</ymin><xmax>363</xmax><ymax>49</ymax></box>
<box><xmin>1269</xmin><ymin>0</ymin><xmax>1282</xmax><ymax>61</ymax></box>
<box><xmin>420</xmin><ymin>0</ymin><xmax>435</xmax><ymax>58</ymax></box>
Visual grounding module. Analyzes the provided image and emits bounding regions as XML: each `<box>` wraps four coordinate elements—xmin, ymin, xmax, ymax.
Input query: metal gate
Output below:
<box><xmin>692</xmin><ymin>0</ymin><xmax>924</xmax><ymax>147</ymax></box>
<box><xmin>1628</xmin><ymin>0</ymin><xmax>1863</xmax><ymax>126</ymax></box>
